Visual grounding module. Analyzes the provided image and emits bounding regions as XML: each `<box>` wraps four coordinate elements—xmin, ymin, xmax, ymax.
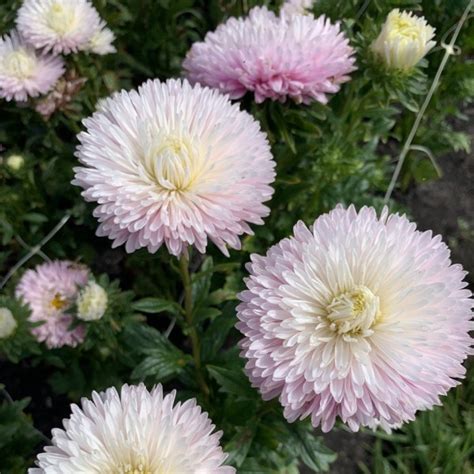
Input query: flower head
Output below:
<box><xmin>281</xmin><ymin>0</ymin><xmax>315</xmax><ymax>16</ymax></box>
<box><xmin>0</xmin><ymin>307</ymin><xmax>17</xmax><ymax>339</ymax></box>
<box><xmin>76</xmin><ymin>281</ymin><xmax>108</xmax><ymax>321</ymax></box>
<box><xmin>183</xmin><ymin>6</ymin><xmax>355</xmax><ymax>104</ymax></box>
<box><xmin>86</xmin><ymin>22</ymin><xmax>116</xmax><ymax>55</ymax></box>
<box><xmin>371</xmin><ymin>9</ymin><xmax>436</xmax><ymax>70</ymax></box>
<box><xmin>6</xmin><ymin>154</ymin><xmax>25</xmax><ymax>171</ymax></box>
<box><xmin>237</xmin><ymin>205</ymin><xmax>473</xmax><ymax>432</ymax></box>
<box><xmin>0</xmin><ymin>31</ymin><xmax>64</xmax><ymax>102</ymax></box>
<box><xmin>73</xmin><ymin>78</ymin><xmax>275</xmax><ymax>257</ymax></box>
<box><xmin>30</xmin><ymin>383</ymin><xmax>235</xmax><ymax>473</ymax></box>
<box><xmin>16</xmin><ymin>260</ymin><xmax>89</xmax><ymax>348</ymax></box>
<box><xmin>16</xmin><ymin>0</ymin><xmax>110</xmax><ymax>55</ymax></box>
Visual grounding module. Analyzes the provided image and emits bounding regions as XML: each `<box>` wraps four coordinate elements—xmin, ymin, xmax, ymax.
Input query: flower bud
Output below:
<box><xmin>6</xmin><ymin>154</ymin><xmax>25</xmax><ymax>171</ymax></box>
<box><xmin>0</xmin><ymin>307</ymin><xmax>17</xmax><ymax>339</ymax></box>
<box><xmin>280</xmin><ymin>0</ymin><xmax>315</xmax><ymax>16</ymax></box>
<box><xmin>371</xmin><ymin>9</ymin><xmax>435</xmax><ymax>71</ymax></box>
<box><xmin>76</xmin><ymin>282</ymin><xmax>108</xmax><ymax>321</ymax></box>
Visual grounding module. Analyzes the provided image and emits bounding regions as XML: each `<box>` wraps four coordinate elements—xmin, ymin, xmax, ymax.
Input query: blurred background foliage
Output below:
<box><xmin>0</xmin><ymin>0</ymin><xmax>473</xmax><ymax>472</ymax></box>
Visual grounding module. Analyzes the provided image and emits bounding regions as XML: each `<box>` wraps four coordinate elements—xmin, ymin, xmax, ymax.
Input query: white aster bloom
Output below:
<box><xmin>0</xmin><ymin>307</ymin><xmax>17</xmax><ymax>339</ymax></box>
<box><xmin>30</xmin><ymin>384</ymin><xmax>235</xmax><ymax>473</ymax></box>
<box><xmin>6</xmin><ymin>154</ymin><xmax>25</xmax><ymax>171</ymax></box>
<box><xmin>281</xmin><ymin>0</ymin><xmax>316</xmax><ymax>16</ymax></box>
<box><xmin>371</xmin><ymin>9</ymin><xmax>436</xmax><ymax>70</ymax></box>
<box><xmin>16</xmin><ymin>0</ymin><xmax>103</xmax><ymax>54</ymax></box>
<box><xmin>76</xmin><ymin>281</ymin><xmax>108</xmax><ymax>321</ymax></box>
<box><xmin>87</xmin><ymin>22</ymin><xmax>116</xmax><ymax>55</ymax></box>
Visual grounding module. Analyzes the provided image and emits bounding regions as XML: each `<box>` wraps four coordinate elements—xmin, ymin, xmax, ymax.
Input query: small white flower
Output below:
<box><xmin>281</xmin><ymin>0</ymin><xmax>315</xmax><ymax>16</ymax></box>
<box><xmin>76</xmin><ymin>281</ymin><xmax>108</xmax><ymax>321</ymax></box>
<box><xmin>87</xmin><ymin>23</ymin><xmax>116</xmax><ymax>55</ymax></box>
<box><xmin>6</xmin><ymin>154</ymin><xmax>25</xmax><ymax>171</ymax></box>
<box><xmin>371</xmin><ymin>9</ymin><xmax>436</xmax><ymax>71</ymax></box>
<box><xmin>0</xmin><ymin>307</ymin><xmax>17</xmax><ymax>339</ymax></box>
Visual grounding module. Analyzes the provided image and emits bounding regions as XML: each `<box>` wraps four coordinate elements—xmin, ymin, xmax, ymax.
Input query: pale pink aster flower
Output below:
<box><xmin>16</xmin><ymin>260</ymin><xmax>89</xmax><ymax>348</ymax></box>
<box><xmin>237</xmin><ymin>205</ymin><xmax>473</xmax><ymax>432</ymax></box>
<box><xmin>30</xmin><ymin>383</ymin><xmax>235</xmax><ymax>473</ymax></box>
<box><xmin>0</xmin><ymin>31</ymin><xmax>64</xmax><ymax>102</ymax></box>
<box><xmin>73</xmin><ymin>78</ymin><xmax>275</xmax><ymax>257</ymax></box>
<box><xmin>16</xmin><ymin>0</ymin><xmax>102</xmax><ymax>55</ymax></box>
<box><xmin>183</xmin><ymin>6</ymin><xmax>355</xmax><ymax>104</ymax></box>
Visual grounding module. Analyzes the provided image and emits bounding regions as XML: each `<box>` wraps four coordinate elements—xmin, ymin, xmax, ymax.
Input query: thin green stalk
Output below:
<box><xmin>384</xmin><ymin>0</ymin><xmax>473</xmax><ymax>204</ymax></box>
<box><xmin>178</xmin><ymin>253</ymin><xmax>210</xmax><ymax>399</ymax></box>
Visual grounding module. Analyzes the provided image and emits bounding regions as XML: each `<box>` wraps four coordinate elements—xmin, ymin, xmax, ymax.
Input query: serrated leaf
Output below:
<box><xmin>224</xmin><ymin>425</ymin><xmax>256</xmax><ymax>468</ymax></box>
<box><xmin>207</xmin><ymin>365</ymin><xmax>256</xmax><ymax>398</ymax></box>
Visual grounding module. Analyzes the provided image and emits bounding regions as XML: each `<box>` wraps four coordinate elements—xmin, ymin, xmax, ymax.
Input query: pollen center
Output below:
<box><xmin>5</xmin><ymin>50</ymin><xmax>36</xmax><ymax>79</ymax></box>
<box><xmin>116</xmin><ymin>463</ymin><xmax>152</xmax><ymax>474</ymax></box>
<box><xmin>388</xmin><ymin>18</ymin><xmax>420</xmax><ymax>41</ymax></box>
<box><xmin>47</xmin><ymin>3</ymin><xmax>77</xmax><ymax>36</ymax></box>
<box><xmin>145</xmin><ymin>135</ymin><xmax>203</xmax><ymax>192</ymax></box>
<box><xmin>50</xmin><ymin>293</ymin><xmax>67</xmax><ymax>310</ymax></box>
<box><xmin>327</xmin><ymin>285</ymin><xmax>380</xmax><ymax>338</ymax></box>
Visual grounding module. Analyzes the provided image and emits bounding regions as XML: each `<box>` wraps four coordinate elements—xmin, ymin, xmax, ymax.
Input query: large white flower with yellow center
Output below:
<box><xmin>237</xmin><ymin>206</ymin><xmax>473</xmax><ymax>432</ymax></box>
<box><xmin>30</xmin><ymin>384</ymin><xmax>235</xmax><ymax>473</ymax></box>
<box><xmin>371</xmin><ymin>9</ymin><xmax>436</xmax><ymax>70</ymax></box>
<box><xmin>73</xmin><ymin>78</ymin><xmax>275</xmax><ymax>257</ymax></box>
<box><xmin>16</xmin><ymin>0</ymin><xmax>113</xmax><ymax>55</ymax></box>
<box><xmin>0</xmin><ymin>31</ymin><xmax>64</xmax><ymax>102</ymax></box>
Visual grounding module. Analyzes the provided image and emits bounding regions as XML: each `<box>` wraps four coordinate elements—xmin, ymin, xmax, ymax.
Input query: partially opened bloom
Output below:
<box><xmin>0</xmin><ymin>307</ymin><xmax>17</xmax><ymax>339</ymax></box>
<box><xmin>183</xmin><ymin>6</ymin><xmax>355</xmax><ymax>104</ymax></box>
<box><xmin>16</xmin><ymin>0</ymin><xmax>105</xmax><ymax>55</ymax></box>
<box><xmin>30</xmin><ymin>383</ymin><xmax>235</xmax><ymax>473</ymax></box>
<box><xmin>86</xmin><ymin>22</ymin><xmax>116</xmax><ymax>55</ymax></box>
<box><xmin>73</xmin><ymin>78</ymin><xmax>275</xmax><ymax>257</ymax></box>
<box><xmin>281</xmin><ymin>0</ymin><xmax>315</xmax><ymax>16</ymax></box>
<box><xmin>76</xmin><ymin>281</ymin><xmax>108</xmax><ymax>321</ymax></box>
<box><xmin>237</xmin><ymin>205</ymin><xmax>473</xmax><ymax>432</ymax></box>
<box><xmin>371</xmin><ymin>9</ymin><xmax>436</xmax><ymax>70</ymax></box>
<box><xmin>0</xmin><ymin>31</ymin><xmax>64</xmax><ymax>102</ymax></box>
<box><xmin>16</xmin><ymin>260</ymin><xmax>89</xmax><ymax>348</ymax></box>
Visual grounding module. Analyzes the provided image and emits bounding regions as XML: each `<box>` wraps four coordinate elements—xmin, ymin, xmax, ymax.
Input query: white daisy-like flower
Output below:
<box><xmin>87</xmin><ymin>22</ymin><xmax>116</xmax><ymax>55</ymax></box>
<box><xmin>0</xmin><ymin>307</ymin><xmax>17</xmax><ymax>339</ymax></box>
<box><xmin>16</xmin><ymin>0</ymin><xmax>103</xmax><ymax>54</ymax></box>
<box><xmin>30</xmin><ymin>384</ymin><xmax>235</xmax><ymax>473</ymax></box>
<box><xmin>76</xmin><ymin>281</ymin><xmax>108</xmax><ymax>321</ymax></box>
<box><xmin>0</xmin><ymin>31</ymin><xmax>64</xmax><ymax>102</ymax></box>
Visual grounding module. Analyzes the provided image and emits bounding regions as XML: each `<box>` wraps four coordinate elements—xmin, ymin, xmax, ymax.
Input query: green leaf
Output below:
<box><xmin>132</xmin><ymin>297</ymin><xmax>182</xmax><ymax>316</ymax></box>
<box><xmin>225</xmin><ymin>425</ymin><xmax>256</xmax><ymax>468</ymax></box>
<box><xmin>207</xmin><ymin>365</ymin><xmax>256</xmax><ymax>399</ymax></box>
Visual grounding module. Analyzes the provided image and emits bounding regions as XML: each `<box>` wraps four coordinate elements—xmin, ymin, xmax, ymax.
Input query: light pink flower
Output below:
<box><xmin>73</xmin><ymin>79</ymin><xmax>275</xmax><ymax>257</ymax></box>
<box><xmin>16</xmin><ymin>260</ymin><xmax>89</xmax><ymax>348</ymax></box>
<box><xmin>16</xmin><ymin>0</ymin><xmax>103</xmax><ymax>55</ymax></box>
<box><xmin>30</xmin><ymin>384</ymin><xmax>235</xmax><ymax>473</ymax></box>
<box><xmin>0</xmin><ymin>31</ymin><xmax>64</xmax><ymax>102</ymax></box>
<box><xmin>183</xmin><ymin>6</ymin><xmax>355</xmax><ymax>104</ymax></box>
<box><xmin>237</xmin><ymin>205</ymin><xmax>473</xmax><ymax>432</ymax></box>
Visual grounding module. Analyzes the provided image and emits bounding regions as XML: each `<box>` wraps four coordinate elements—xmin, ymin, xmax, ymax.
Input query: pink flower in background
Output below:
<box><xmin>237</xmin><ymin>205</ymin><xmax>473</xmax><ymax>432</ymax></box>
<box><xmin>30</xmin><ymin>384</ymin><xmax>235</xmax><ymax>473</ymax></box>
<box><xmin>0</xmin><ymin>31</ymin><xmax>64</xmax><ymax>102</ymax></box>
<box><xmin>183</xmin><ymin>6</ymin><xmax>355</xmax><ymax>104</ymax></box>
<box><xmin>16</xmin><ymin>0</ymin><xmax>114</xmax><ymax>55</ymax></box>
<box><xmin>73</xmin><ymin>79</ymin><xmax>275</xmax><ymax>257</ymax></box>
<box><xmin>16</xmin><ymin>260</ymin><xmax>89</xmax><ymax>348</ymax></box>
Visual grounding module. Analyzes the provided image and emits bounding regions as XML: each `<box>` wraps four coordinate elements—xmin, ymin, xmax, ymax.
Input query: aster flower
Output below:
<box><xmin>16</xmin><ymin>0</ymin><xmax>107</xmax><ymax>55</ymax></box>
<box><xmin>16</xmin><ymin>260</ymin><xmax>89</xmax><ymax>348</ymax></box>
<box><xmin>0</xmin><ymin>307</ymin><xmax>17</xmax><ymax>339</ymax></box>
<box><xmin>0</xmin><ymin>31</ymin><xmax>64</xmax><ymax>102</ymax></box>
<box><xmin>30</xmin><ymin>383</ymin><xmax>235</xmax><ymax>473</ymax></box>
<box><xmin>183</xmin><ymin>6</ymin><xmax>355</xmax><ymax>104</ymax></box>
<box><xmin>237</xmin><ymin>205</ymin><xmax>473</xmax><ymax>432</ymax></box>
<box><xmin>281</xmin><ymin>0</ymin><xmax>316</xmax><ymax>16</ymax></box>
<box><xmin>76</xmin><ymin>281</ymin><xmax>108</xmax><ymax>321</ymax></box>
<box><xmin>371</xmin><ymin>9</ymin><xmax>436</xmax><ymax>71</ymax></box>
<box><xmin>73</xmin><ymin>78</ymin><xmax>275</xmax><ymax>257</ymax></box>
<box><xmin>86</xmin><ymin>22</ymin><xmax>116</xmax><ymax>55</ymax></box>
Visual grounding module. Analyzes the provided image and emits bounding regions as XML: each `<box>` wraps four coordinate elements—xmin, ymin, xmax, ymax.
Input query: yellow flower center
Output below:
<box><xmin>5</xmin><ymin>50</ymin><xmax>36</xmax><ymax>79</ymax></box>
<box><xmin>50</xmin><ymin>293</ymin><xmax>67</xmax><ymax>310</ymax></box>
<box><xmin>327</xmin><ymin>286</ymin><xmax>381</xmax><ymax>338</ymax></box>
<box><xmin>145</xmin><ymin>136</ymin><xmax>204</xmax><ymax>192</ymax></box>
<box><xmin>116</xmin><ymin>464</ymin><xmax>152</xmax><ymax>474</ymax></box>
<box><xmin>47</xmin><ymin>2</ymin><xmax>77</xmax><ymax>36</ymax></box>
<box><xmin>388</xmin><ymin>17</ymin><xmax>420</xmax><ymax>41</ymax></box>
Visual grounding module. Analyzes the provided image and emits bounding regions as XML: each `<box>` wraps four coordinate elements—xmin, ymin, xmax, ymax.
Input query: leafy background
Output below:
<box><xmin>0</xmin><ymin>0</ymin><xmax>473</xmax><ymax>472</ymax></box>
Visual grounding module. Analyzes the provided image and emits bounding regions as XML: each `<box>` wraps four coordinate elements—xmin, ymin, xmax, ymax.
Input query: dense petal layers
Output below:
<box><xmin>237</xmin><ymin>205</ymin><xmax>473</xmax><ymax>432</ymax></box>
<box><xmin>183</xmin><ymin>6</ymin><xmax>355</xmax><ymax>104</ymax></box>
<box><xmin>73</xmin><ymin>78</ymin><xmax>275</xmax><ymax>256</ymax></box>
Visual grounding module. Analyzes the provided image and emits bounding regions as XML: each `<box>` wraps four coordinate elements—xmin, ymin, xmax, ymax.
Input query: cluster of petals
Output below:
<box><xmin>280</xmin><ymin>0</ymin><xmax>316</xmax><ymax>16</ymax></box>
<box><xmin>183</xmin><ymin>6</ymin><xmax>356</xmax><ymax>104</ymax></box>
<box><xmin>16</xmin><ymin>260</ymin><xmax>89</xmax><ymax>348</ymax></box>
<box><xmin>30</xmin><ymin>383</ymin><xmax>235</xmax><ymax>473</ymax></box>
<box><xmin>237</xmin><ymin>205</ymin><xmax>473</xmax><ymax>432</ymax></box>
<box><xmin>16</xmin><ymin>0</ymin><xmax>115</xmax><ymax>55</ymax></box>
<box><xmin>73</xmin><ymin>78</ymin><xmax>275</xmax><ymax>257</ymax></box>
<box><xmin>0</xmin><ymin>31</ymin><xmax>64</xmax><ymax>102</ymax></box>
<box><xmin>371</xmin><ymin>9</ymin><xmax>436</xmax><ymax>70</ymax></box>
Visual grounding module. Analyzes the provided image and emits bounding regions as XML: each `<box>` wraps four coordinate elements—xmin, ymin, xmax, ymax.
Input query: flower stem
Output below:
<box><xmin>178</xmin><ymin>253</ymin><xmax>210</xmax><ymax>399</ymax></box>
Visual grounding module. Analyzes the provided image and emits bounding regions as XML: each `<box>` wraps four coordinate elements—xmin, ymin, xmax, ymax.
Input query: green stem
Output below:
<box><xmin>178</xmin><ymin>253</ymin><xmax>210</xmax><ymax>399</ymax></box>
